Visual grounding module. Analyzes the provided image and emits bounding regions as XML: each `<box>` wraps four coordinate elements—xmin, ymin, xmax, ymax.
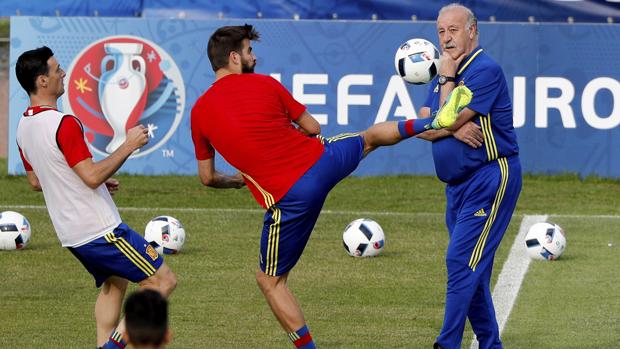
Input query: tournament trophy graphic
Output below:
<box><xmin>99</xmin><ymin>43</ymin><xmax>147</xmax><ymax>153</ymax></box>
<box><xmin>62</xmin><ymin>36</ymin><xmax>185</xmax><ymax>159</ymax></box>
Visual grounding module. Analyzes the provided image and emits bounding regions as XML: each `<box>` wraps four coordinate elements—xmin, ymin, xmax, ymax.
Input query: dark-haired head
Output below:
<box><xmin>15</xmin><ymin>46</ymin><xmax>55</xmax><ymax>95</ymax></box>
<box><xmin>124</xmin><ymin>289</ymin><xmax>169</xmax><ymax>347</ymax></box>
<box><xmin>207</xmin><ymin>24</ymin><xmax>260</xmax><ymax>72</ymax></box>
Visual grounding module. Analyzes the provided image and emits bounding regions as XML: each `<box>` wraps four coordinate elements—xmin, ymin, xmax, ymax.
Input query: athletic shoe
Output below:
<box><xmin>431</xmin><ymin>85</ymin><xmax>472</xmax><ymax>129</ymax></box>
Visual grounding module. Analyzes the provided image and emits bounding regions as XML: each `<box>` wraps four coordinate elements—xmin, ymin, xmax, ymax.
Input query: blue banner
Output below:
<box><xmin>8</xmin><ymin>17</ymin><xmax>620</xmax><ymax>178</ymax></box>
<box><xmin>0</xmin><ymin>1</ymin><xmax>140</xmax><ymax>17</ymax></box>
<box><xmin>141</xmin><ymin>0</ymin><xmax>620</xmax><ymax>22</ymax></box>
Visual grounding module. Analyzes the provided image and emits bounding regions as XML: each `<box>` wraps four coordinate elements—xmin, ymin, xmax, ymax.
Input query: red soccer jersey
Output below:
<box><xmin>191</xmin><ymin>73</ymin><xmax>325</xmax><ymax>208</ymax></box>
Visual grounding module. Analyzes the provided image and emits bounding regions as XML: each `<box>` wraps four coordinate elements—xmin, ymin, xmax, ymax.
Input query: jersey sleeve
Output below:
<box><xmin>464</xmin><ymin>66</ymin><xmax>503</xmax><ymax>117</ymax></box>
<box><xmin>268</xmin><ymin>77</ymin><xmax>306</xmax><ymax>120</ymax></box>
<box><xmin>18</xmin><ymin>145</ymin><xmax>33</xmax><ymax>171</ymax></box>
<box><xmin>190</xmin><ymin>104</ymin><xmax>215</xmax><ymax>160</ymax></box>
<box><xmin>56</xmin><ymin>115</ymin><xmax>92</xmax><ymax>168</ymax></box>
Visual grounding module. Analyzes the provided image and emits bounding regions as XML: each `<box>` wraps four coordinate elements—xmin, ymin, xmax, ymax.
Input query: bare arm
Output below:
<box><xmin>197</xmin><ymin>158</ymin><xmax>245</xmax><ymax>189</ymax></box>
<box><xmin>72</xmin><ymin>125</ymin><xmax>148</xmax><ymax>189</ymax></box>
<box><xmin>437</xmin><ymin>52</ymin><xmax>467</xmax><ymax>107</ymax></box>
<box><xmin>415</xmin><ymin>106</ymin><xmax>453</xmax><ymax>141</ymax></box>
<box><xmin>293</xmin><ymin>111</ymin><xmax>321</xmax><ymax>136</ymax></box>
<box><xmin>26</xmin><ymin>171</ymin><xmax>42</xmax><ymax>191</ymax></box>
<box><xmin>452</xmin><ymin>121</ymin><xmax>483</xmax><ymax>148</ymax></box>
<box><xmin>105</xmin><ymin>178</ymin><xmax>120</xmax><ymax>195</ymax></box>
<box><xmin>415</xmin><ymin>106</ymin><xmax>483</xmax><ymax>147</ymax></box>
<box><xmin>446</xmin><ymin>107</ymin><xmax>478</xmax><ymax>131</ymax></box>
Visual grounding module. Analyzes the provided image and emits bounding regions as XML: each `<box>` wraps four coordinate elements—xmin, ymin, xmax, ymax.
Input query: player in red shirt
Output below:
<box><xmin>191</xmin><ymin>25</ymin><xmax>457</xmax><ymax>348</ymax></box>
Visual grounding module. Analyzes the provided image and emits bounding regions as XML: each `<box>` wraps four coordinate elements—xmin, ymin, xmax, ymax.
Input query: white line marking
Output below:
<box><xmin>0</xmin><ymin>204</ymin><xmax>444</xmax><ymax>217</ymax></box>
<box><xmin>1</xmin><ymin>205</ymin><xmax>619</xmax><ymax>219</ymax></box>
<box><xmin>469</xmin><ymin>215</ymin><xmax>548</xmax><ymax>349</ymax></box>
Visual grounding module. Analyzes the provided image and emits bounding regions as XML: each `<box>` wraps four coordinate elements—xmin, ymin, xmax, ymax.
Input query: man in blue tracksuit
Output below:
<box><xmin>416</xmin><ymin>4</ymin><xmax>522</xmax><ymax>349</ymax></box>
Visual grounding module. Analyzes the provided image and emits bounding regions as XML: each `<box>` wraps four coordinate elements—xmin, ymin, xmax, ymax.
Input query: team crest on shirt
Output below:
<box><xmin>61</xmin><ymin>35</ymin><xmax>185</xmax><ymax>159</ymax></box>
<box><xmin>146</xmin><ymin>244</ymin><xmax>159</xmax><ymax>261</ymax></box>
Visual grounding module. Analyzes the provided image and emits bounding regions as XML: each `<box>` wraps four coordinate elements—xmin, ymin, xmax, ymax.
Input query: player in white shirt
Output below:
<box><xmin>15</xmin><ymin>46</ymin><xmax>177</xmax><ymax>349</ymax></box>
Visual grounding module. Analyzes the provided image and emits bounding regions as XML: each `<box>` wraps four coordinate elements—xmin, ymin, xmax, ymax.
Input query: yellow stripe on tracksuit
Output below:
<box><xmin>265</xmin><ymin>206</ymin><xmax>282</xmax><ymax>276</ymax></box>
<box><xmin>480</xmin><ymin>115</ymin><xmax>498</xmax><ymax>161</ymax></box>
<box><xmin>241</xmin><ymin>172</ymin><xmax>275</xmax><ymax>208</ymax></box>
<box><xmin>457</xmin><ymin>48</ymin><xmax>483</xmax><ymax>75</ymax></box>
<box><xmin>317</xmin><ymin>132</ymin><xmax>360</xmax><ymax>145</ymax></box>
<box><xmin>326</xmin><ymin>132</ymin><xmax>360</xmax><ymax>143</ymax></box>
<box><xmin>105</xmin><ymin>233</ymin><xmax>156</xmax><ymax>276</ymax></box>
<box><xmin>468</xmin><ymin>157</ymin><xmax>509</xmax><ymax>271</ymax></box>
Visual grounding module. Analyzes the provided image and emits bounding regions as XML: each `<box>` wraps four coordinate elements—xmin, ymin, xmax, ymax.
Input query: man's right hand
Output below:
<box><xmin>125</xmin><ymin>125</ymin><xmax>149</xmax><ymax>151</ymax></box>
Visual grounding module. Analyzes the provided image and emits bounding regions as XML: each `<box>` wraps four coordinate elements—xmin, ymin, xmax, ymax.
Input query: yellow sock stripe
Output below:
<box><xmin>468</xmin><ymin>158</ymin><xmax>509</xmax><ymax>271</ymax></box>
<box><xmin>241</xmin><ymin>172</ymin><xmax>275</xmax><ymax>208</ymax></box>
<box><xmin>111</xmin><ymin>331</ymin><xmax>123</xmax><ymax>342</ymax></box>
<box><xmin>288</xmin><ymin>332</ymin><xmax>300</xmax><ymax>341</ymax></box>
<box><xmin>266</xmin><ymin>207</ymin><xmax>281</xmax><ymax>276</ymax></box>
<box><xmin>327</xmin><ymin>132</ymin><xmax>360</xmax><ymax>143</ymax></box>
<box><xmin>105</xmin><ymin>233</ymin><xmax>156</xmax><ymax>276</ymax></box>
<box><xmin>457</xmin><ymin>48</ymin><xmax>484</xmax><ymax>75</ymax></box>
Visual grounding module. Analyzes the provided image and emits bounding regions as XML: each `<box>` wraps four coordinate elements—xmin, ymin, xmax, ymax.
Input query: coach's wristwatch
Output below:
<box><xmin>438</xmin><ymin>75</ymin><xmax>456</xmax><ymax>85</ymax></box>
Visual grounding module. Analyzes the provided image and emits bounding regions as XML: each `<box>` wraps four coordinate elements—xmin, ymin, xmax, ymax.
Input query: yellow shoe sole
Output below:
<box><xmin>432</xmin><ymin>86</ymin><xmax>473</xmax><ymax>129</ymax></box>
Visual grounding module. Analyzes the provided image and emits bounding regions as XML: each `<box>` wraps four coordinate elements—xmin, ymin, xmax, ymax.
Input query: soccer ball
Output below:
<box><xmin>144</xmin><ymin>216</ymin><xmax>186</xmax><ymax>254</ymax></box>
<box><xmin>0</xmin><ymin>211</ymin><xmax>31</xmax><ymax>250</ymax></box>
<box><xmin>525</xmin><ymin>222</ymin><xmax>567</xmax><ymax>260</ymax></box>
<box><xmin>342</xmin><ymin>218</ymin><xmax>385</xmax><ymax>257</ymax></box>
<box><xmin>394</xmin><ymin>38</ymin><xmax>441</xmax><ymax>84</ymax></box>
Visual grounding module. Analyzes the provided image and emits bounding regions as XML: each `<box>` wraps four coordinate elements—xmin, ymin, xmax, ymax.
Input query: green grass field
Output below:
<box><xmin>1</xmin><ymin>157</ymin><xmax>619</xmax><ymax>348</ymax></box>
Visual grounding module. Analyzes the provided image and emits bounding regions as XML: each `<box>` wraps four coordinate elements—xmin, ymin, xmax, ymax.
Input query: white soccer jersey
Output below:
<box><xmin>16</xmin><ymin>106</ymin><xmax>122</xmax><ymax>247</ymax></box>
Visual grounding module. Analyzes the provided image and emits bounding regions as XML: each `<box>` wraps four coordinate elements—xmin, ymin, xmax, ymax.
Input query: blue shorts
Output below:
<box><xmin>260</xmin><ymin>133</ymin><xmax>364</xmax><ymax>276</ymax></box>
<box><xmin>68</xmin><ymin>223</ymin><xmax>163</xmax><ymax>287</ymax></box>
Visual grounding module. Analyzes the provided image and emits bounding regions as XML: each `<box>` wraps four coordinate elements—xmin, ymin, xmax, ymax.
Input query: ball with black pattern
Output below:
<box><xmin>342</xmin><ymin>218</ymin><xmax>385</xmax><ymax>257</ymax></box>
<box><xmin>394</xmin><ymin>38</ymin><xmax>441</xmax><ymax>85</ymax></box>
<box><xmin>525</xmin><ymin>222</ymin><xmax>567</xmax><ymax>260</ymax></box>
<box><xmin>0</xmin><ymin>211</ymin><xmax>31</xmax><ymax>250</ymax></box>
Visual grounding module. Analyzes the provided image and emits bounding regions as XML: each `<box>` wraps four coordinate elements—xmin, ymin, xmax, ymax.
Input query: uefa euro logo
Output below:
<box><xmin>61</xmin><ymin>35</ymin><xmax>185</xmax><ymax>158</ymax></box>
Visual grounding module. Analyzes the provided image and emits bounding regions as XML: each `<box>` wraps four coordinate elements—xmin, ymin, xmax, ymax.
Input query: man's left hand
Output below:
<box><xmin>453</xmin><ymin>121</ymin><xmax>484</xmax><ymax>148</ymax></box>
<box><xmin>105</xmin><ymin>178</ymin><xmax>120</xmax><ymax>195</ymax></box>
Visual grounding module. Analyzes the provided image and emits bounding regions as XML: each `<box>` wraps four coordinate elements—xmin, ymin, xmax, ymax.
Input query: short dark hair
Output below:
<box><xmin>207</xmin><ymin>24</ymin><xmax>260</xmax><ymax>72</ymax></box>
<box><xmin>15</xmin><ymin>46</ymin><xmax>54</xmax><ymax>95</ymax></box>
<box><xmin>124</xmin><ymin>289</ymin><xmax>168</xmax><ymax>346</ymax></box>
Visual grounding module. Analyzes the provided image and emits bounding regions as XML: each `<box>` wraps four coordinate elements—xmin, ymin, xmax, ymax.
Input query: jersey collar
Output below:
<box><xmin>456</xmin><ymin>46</ymin><xmax>484</xmax><ymax>76</ymax></box>
<box><xmin>23</xmin><ymin>105</ymin><xmax>57</xmax><ymax>117</ymax></box>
